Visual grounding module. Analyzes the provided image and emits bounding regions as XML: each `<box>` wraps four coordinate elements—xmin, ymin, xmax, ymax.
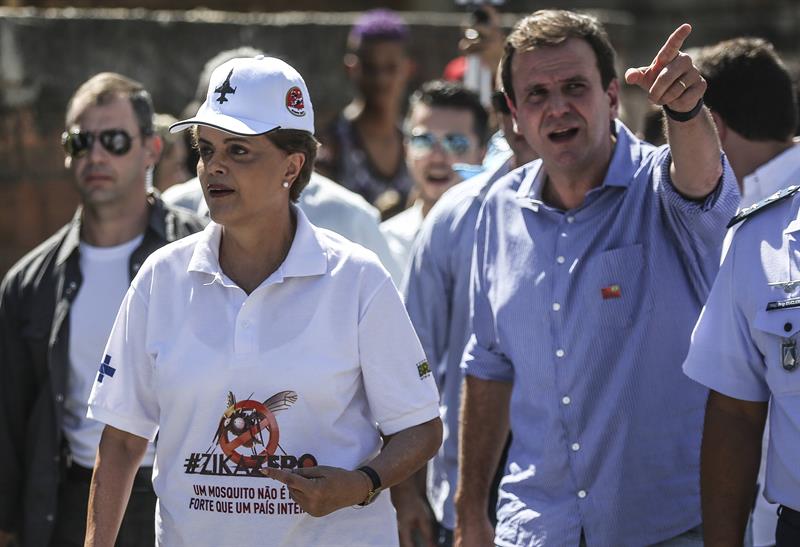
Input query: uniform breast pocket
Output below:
<box><xmin>584</xmin><ymin>244</ymin><xmax>653</xmax><ymax>329</ymax></box>
<box><xmin>753</xmin><ymin>308</ymin><xmax>800</xmax><ymax>396</ymax></box>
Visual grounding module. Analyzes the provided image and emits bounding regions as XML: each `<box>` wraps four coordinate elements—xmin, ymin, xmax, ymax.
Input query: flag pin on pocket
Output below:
<box><xmin>601</xmin><ymin>284</ymin><xmax>621</xmax><ymax>299</ymax></box>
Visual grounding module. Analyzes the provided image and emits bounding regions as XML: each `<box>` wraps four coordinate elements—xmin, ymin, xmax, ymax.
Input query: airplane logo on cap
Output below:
<box><xmin>214</xmin><ymin>69</ymin><xmax>237</xmax><ymax>104</ymax></box>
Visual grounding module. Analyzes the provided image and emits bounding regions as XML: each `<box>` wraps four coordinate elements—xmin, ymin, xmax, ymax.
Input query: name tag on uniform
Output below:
<box><xmin>767</xmin><ymin>297</ymin><xmax>800</xmax><ymax>311</ymax></box>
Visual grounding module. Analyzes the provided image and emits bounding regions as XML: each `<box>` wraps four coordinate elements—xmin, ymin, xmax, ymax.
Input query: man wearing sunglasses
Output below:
<box><xmin>380</xmin><ymin>80</ymin><xmax>488</xmax><ymax>274</ymax></box>
<box><xmin>0</xmin><ymin>72</ymin><xmax>204</xmax><ymax>547</ymax></box>
<box><xmin>396</xmin><ymin>75</ymin><xmax>537</xmax><ymax>547</ymax></box>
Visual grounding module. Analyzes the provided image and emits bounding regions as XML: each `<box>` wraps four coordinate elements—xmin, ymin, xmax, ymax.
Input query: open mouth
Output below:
<box><xmin>548</xmin><ymin>127</ymin><xmax>579</xmax><ymax>143</ymax></box>
<box><xmin>207</xmin><ymin>183</ymin><xmax>235</xmax><ymax>198</ymax></box>
<box><xmin>425</xmin><ymin>173</ymin><xmax>452</xmax><ymax>185</ymax></box>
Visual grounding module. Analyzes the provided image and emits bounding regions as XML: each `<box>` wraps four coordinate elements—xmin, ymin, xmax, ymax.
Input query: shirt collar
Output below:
<box><xmin>782</xmin><ymin>189</ymin><xmax>800</xmax><ymax>235</ymax></box>
<box><xmin>55</xmin><ymin>192</ymin><xmax>169</xmax><ymax>266</ymax></box>
<box><xmin>187</xmin><ymin>204</ymin><xmax>328</xmax><ymax>283</ymax></box>
<box><xmin>391</xmin><ymin>200</ymin><xmax>425</xmax><ymax>238</ymax></box>
<box><xmin>515</xmin><ymin>120</ymin><xmax>643</xmax><ymax>210</ymax></box>
<box><xmin>743</xmin><ymin>143</ymin><xmax>800</xmax><ymax>210</ymax></box>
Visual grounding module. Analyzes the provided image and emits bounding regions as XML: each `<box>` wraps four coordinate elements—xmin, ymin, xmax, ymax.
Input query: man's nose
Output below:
<box><xmin>86</xmin><ymin>135</ymin><xmax>107</xmax><ymax>161</ymax></box>
<box><xmin>427</xmin><ymin>141</ymin><xmax>449</xmax><ymax>162</ymax></box>
<box><xmin>546</xmin><ymin>91</ymin><xmax>571</xmax><ymax>117</ymax></box>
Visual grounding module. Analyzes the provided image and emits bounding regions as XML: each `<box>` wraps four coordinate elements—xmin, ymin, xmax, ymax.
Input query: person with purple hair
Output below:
<box><xmin>316</xmin><ymin>9</ymin><xmax>415</xmax><ymax>220</ymax></box>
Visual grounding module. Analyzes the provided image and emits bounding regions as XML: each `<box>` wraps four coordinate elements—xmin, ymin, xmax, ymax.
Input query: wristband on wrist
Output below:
<box><xmin>663</xmin><ymin>97</ymin><xmax>705</xmax><ymax>122</ymax></box>
<box><xmin>356</xmin><ymin>465</ymin><xmax>382</xmax><ymax>506</ymax></box>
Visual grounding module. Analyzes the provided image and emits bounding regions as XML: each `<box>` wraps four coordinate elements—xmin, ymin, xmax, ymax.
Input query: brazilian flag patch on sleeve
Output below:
<box><xmin>417</xmin><ymin>360</ymin><xmax>431</xmax><ymax>379</ymax></box>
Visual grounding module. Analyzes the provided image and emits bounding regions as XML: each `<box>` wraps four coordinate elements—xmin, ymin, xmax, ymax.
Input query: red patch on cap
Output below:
<box><xmin>285</xmin><ymin>86</ymin><xmax>306</xmax><ymax>117</ymax></box>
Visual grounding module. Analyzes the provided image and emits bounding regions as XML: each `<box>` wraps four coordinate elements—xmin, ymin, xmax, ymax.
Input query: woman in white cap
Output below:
<box><xmin>84</xmin><ymin>56</ymin><xmax>442</xmax><ymax>547</ymax></box>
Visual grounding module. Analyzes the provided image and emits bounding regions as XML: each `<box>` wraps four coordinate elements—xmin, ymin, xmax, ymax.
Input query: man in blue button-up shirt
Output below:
<box><xmin>397</xmin><ymin>88</ymin><xmax>537</xmax><ymax>547</ymax></box>
<box><xmin>455</xmin><ymin>10</ymin><xmax>740</xmax><ymax>547</ymax></box>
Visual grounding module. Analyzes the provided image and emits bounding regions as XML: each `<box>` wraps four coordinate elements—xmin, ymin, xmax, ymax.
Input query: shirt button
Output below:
<box><xmin>55</xmin><ymin>393</ymin><xmax>64</xmax><ymax>403</ymax></box>
<box><xmin>556</xmin><ymin>256</ymin><xmax>566</xmax><ymax>264</ymax></box>
<box><xmin>560</xmin><ymin>232</ymin><xmax>568</xmax><ymax>238</ymax></box>
<box><xmin>578</xmin><ymin>490</ymin><xmax>587</xmax><ymax>499</ymax></box>
<box><xmin>566</xmin><ymin>216</ymin><xmax>575</xmax><ymax>223</ymax></box>
<box><xmin>552</xmin><ymin>303</ymin><xmax>561</xmax><ymax>311</ymax></box>
<box><xmin>562</xmin><ymin>396</ymin><xmax>571</xmax><ymax>405</ymax></box>
<box><xmin>53</xmin><ymin>455</ymin><xmax>60</xmax><ymax>463</ymax></box>
<box><xmin>241</xmin><ymin>320</ymin><xmax>251</xmax><ymax>329</ymax></box>
<box><xmin>556</xmin><ymin>349</ymin><xmax>565</xmax><ymax>358</ymax></box>
<box><xmin>46</xmin><ymin>513</ymin><xmax>54</xmax><ymax>522</ymax></box>
<box><xmin>571</xmin><ymin>443</ymin><xmax>581</xmax><ymax>451</ymax></box>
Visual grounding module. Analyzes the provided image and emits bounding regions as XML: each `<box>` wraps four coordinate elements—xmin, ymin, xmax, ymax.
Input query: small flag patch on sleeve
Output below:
<box><xmin>97</xmin><ymin>354</ymin><xmax>116</xmax><ymax>383</ymax></box>
<box><xmin>601</xmin><ymin>284</ymin><xmax>622</xmax><ymax>299</ymax></box>
<box><xmin>417</xmin><ymin>360</ymin><xmax>431</xmax><ymax>379</ymax></box>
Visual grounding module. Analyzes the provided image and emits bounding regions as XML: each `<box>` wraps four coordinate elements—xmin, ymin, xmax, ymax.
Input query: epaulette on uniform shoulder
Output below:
<box><xmin>727</xmin><ymin>185</ymin><xmax>800</xmax><ymax>229</ymax></box>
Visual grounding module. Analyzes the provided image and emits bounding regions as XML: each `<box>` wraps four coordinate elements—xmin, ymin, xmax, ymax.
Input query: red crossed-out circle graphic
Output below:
<box><xmin>217</xmin><ymin>399</ymin><xmax>279</xmax><ymax>468</ymax></box>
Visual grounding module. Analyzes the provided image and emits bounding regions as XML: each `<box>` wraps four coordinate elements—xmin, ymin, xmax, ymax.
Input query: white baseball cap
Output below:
<box><xmin>170</xmin><ymin>55</ymin><xmax>314</xmax><ymax>136</ymax></box>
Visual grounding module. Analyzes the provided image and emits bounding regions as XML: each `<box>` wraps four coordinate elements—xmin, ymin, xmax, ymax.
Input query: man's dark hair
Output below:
<box><xmin>695</xmin><ymin>37</ymin><xmax>799</xmax><ymax>142</ymax></box>
<box><xmin>65</xmin><ymin>72</ymin><xmax>154</xmax><ymax>136</ymax></box>
<box><xmin>406</xmin><ymin>80</ymin><xmax>490</xmax><ymax>145</ymax></box>
<box><xmin>500</xmin><ymin>10</ymin><xmax>617</xmax><ymax>107</ymax></box>
<box><xmin>641</xmin><ymin>105</ymin><xmax>667</xmax><ymax>147</ymax></box>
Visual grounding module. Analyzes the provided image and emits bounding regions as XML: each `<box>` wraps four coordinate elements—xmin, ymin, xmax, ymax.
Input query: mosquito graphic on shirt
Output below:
<box><xmin>205</xmin><ymin>390</ymin><xmax>297</xmax><ymax>460</ymax></box>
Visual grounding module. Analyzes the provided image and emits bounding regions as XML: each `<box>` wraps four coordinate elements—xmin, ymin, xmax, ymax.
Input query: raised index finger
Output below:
<box><xmin>653</xmin><ymin>24</ymin><xmax>692</xmax><ymax>69</ymax></box>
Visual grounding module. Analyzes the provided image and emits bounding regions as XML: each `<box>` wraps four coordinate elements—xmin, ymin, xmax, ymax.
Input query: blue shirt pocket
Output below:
<box><xmin>585</xmin><ymin>243</ymin><xmax>653</xmax><ymax>329</ymax></box>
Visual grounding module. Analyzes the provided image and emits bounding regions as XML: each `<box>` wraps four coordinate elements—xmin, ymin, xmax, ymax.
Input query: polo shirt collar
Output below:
<box><xmin>187</xmin><ymin>205</ymin><xmax>328</xmax><ymax>283</ymax></box>
<box><xmin>282</xmin><ymin>205</ymin><xmax>329</xmax><ymax>279</ymax></box>
<box><xmin>515</xmin><ymin>119</ymin><xmax>641</xmax><ymax>209</ymax></box>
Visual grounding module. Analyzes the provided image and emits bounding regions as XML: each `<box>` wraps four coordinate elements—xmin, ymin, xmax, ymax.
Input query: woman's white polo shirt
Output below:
<box><xmin>88</xmin><ymin>207</ymin><xmax>440</xmax><ymax>547</ymax></box>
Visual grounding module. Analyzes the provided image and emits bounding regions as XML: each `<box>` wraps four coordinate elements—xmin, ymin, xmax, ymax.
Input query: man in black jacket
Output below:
<box><xmin>0</xmin><ymin>72</ymin><xmax>205</xmax><ymax>547</ymax></box>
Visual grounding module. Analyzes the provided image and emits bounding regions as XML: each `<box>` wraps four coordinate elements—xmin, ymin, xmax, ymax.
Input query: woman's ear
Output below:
<box><xmin>284</xmin><ymin>152</ymin><xmax>306</xmax><ymax>184</ymax></box>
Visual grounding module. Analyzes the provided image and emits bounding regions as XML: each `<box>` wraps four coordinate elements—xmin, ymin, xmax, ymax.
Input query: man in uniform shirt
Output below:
<box><xmin>455</xmin><ymin>10</ymin><xmax>739</xmax><ymax>546</ymax></box>
<box><xmin>683</xmin><ymin>181</ymin><xmax>800</xmax><ymax>546</ymax></box>
<box><xmin>0</xmin><ymin>73</ymin><xmax>204</xmax><ymax>546</ymax></box>
<box><xmin>692</xmin><ymin>37</ymin><xmax>800</xmax><ymax>547</ymax></box>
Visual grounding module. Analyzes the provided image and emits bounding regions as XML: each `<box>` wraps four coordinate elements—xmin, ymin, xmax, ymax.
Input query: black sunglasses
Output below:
<box><xmin>61</xmin><ymin>129</ymin><xmax>135</xmax><ymax>158</ymax></box>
